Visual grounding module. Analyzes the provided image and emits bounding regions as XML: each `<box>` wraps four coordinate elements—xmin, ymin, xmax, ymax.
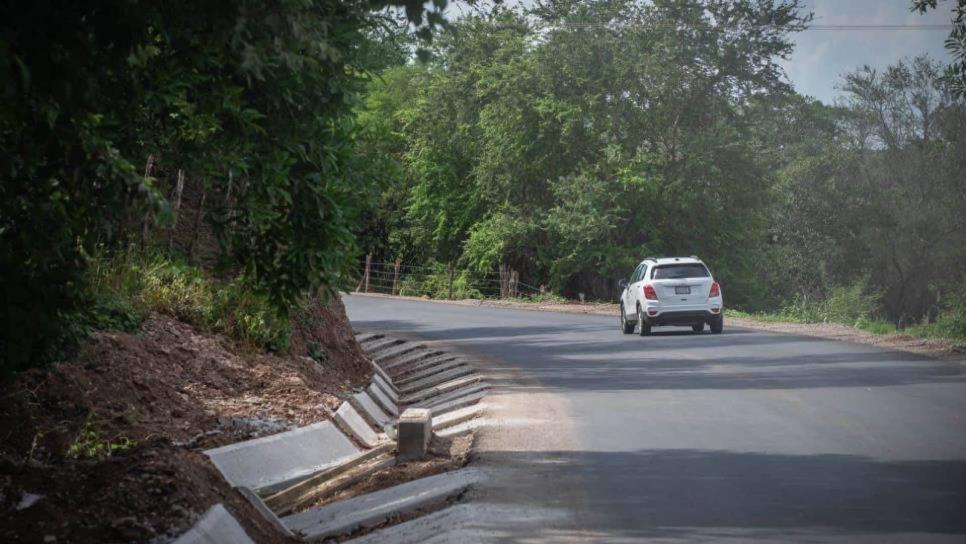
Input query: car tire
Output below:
<box><xmin>710</xmin><ymin>315</ymin><xmax>723</xmax><ymax>334</ymax></box>
<box><xmin>620</xmin><ymin>305</ymin><xmax>635</xmax><ymax>334</ymax></box>
<box><xmin>637</xmin><ymin>306</ymin><xmax>651</xmax><ymax>336</ymax></box>
<box><xmin>692</xmin><ymin>323</ymin><xmax>705</xmax><ymax>333</ymax></box>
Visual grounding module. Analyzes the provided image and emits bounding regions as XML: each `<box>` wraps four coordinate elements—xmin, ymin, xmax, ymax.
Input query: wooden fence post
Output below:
<box><xmin>364</xmin><ymin>254</ymin><xmax>371</xmax><ymax>293</ymax></box>
<box><xmin>447</xmin><ymin>262</ymin><xmax>454</xmax><ymax>300</ymax></box>
<box><xmin>139</xmin><ymin>154</ymin><xmax>156</xmax><ymax>247</ymax></box>
<box><xmin>393</xmin><ymin>258</ymin><xmax>401</xmax><ymax>296</ymax></box>
<box><xmin>169</xmin><ymin>169</ymin><xmax>184</xmax><ymax>252</ymax></box>
<box><xmin>188</xmin><ymin>181</ymin><xmax>206</xmax><ymax>263</ymax></box>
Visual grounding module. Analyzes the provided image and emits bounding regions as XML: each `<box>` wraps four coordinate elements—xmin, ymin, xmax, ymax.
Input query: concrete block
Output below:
<box><xmin>417</xmin><ymin>383</ymin><xmax>488</xmax><ymax>409</ymax></box>
<box><xmin>334</xmin><ymin>402</ymin><xmax>384</xmax><ymax>448</ymax></box>
<box><xmin>402</xmin><ymin>375</ymin><xmax>481</xmax><ymax>405</ymax></box>
<box><xmin>205</xmin><ymin>421</ymin><xmax>360</xmax><ymax>492</ymax></box>
<box><xmin>282</xmin><ymin>467</ymin><xmax>484</xmax><ymax>542</ymax></box>
<box><xmin>420</xmin><ymin>388</ymin><xmax>488</xmax><ymax>416</ymax></box>
<box><xmin>368</xmin><ymin>382</ymin><xmax>398</xmax><ymax>417</ymax></box>
<box><xmin>173</xmin><ymin>503</ymin><xmax>254</xmax><ymax>544</ymax></box>
<box><xmin>363</xmin><ymin>338</ymin><xmax>404</xmax><ymax>356</ymax></box>
<box><xmin>373</xmin><ymin>342</ymin><xmax>424</xmax><ymax>363</ymax></box>
<box><xmin>432</xmin><ymin>404</ymin><xmax>485</xmax><ymax>431</ymax></box>
<box><xmin>399</xmin><ymin>366</ymin><xmax>475</xmax><ymax>395</ymax></box>
<box><xmin>384</xmin><ymin>350</ymin><xmax>446</xmax><ymax>371</ymax></box>
<box><xmin>370</xmin><ymin>361</ymin><xmax>396</xmax><ymax>392</ymax></box>
<box><xmin>234</xmin><ymin>487</ymin><xmax>295</xmax><ymax>538</ymax></box>
<box><xmin>355</xmin><ymin>333</ymin><xmax>383</xmax><ymax>345</ymax></box>
<box><xmin>395</xmin><ymin>358</ymin><xmax>467</xmax><ymax>385</ymax></box>
<box><xmin>351</xmin><ymin>391</ymin><xmax>393</xmax><ymax>429</ymax></box>
<box><xmin>373</xmin><ymin>373</ymin><xmax>399</xmax><ymax>403</ymax></box>
<box><xmin>397</xmin><ymin>408</ymin><xmax>432</xmax><ymax>462</ymax></box>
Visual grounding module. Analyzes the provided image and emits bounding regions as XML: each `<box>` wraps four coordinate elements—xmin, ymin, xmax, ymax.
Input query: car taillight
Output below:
<box><xmin>709</xmin><ymin>282</ymin><xmax>720</xmax><ymax>298</ymax></box>
<box><xmin>643</xmin><ymin>284</ymin><xmax>658</xmax><ymax>300</ymax></box>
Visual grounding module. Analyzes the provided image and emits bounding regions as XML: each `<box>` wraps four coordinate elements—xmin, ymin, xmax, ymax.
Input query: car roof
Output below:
<box><xmin>640</xmin><ymin>256</ymin><xmax>704</xmax><ymax>266</ymax></box>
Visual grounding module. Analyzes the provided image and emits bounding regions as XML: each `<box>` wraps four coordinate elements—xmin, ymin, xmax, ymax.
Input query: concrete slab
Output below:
<box><xmin>432</xmin><ymin>404</ymin><xmax>485</xmax><ymax>431</ymax></box>
<box><xmin>350</xmin><ymin>391</ymin><xmax>393</xmax><ymax>429</ymax></box>
<box><xmin>419</xmin><ymin>388</ymin><xmax>488</xmax><ymax>416</ymax></box>
<box><xmin>235</xmin><ymin>487</ymin><xmax>295</xmax><ymax>538</ymax></box>
<box><xmin>436</xmin><ymin>418</ymin><xmax>488</xmax><ymax>437</ymax></box>
<box><xmin>418</xmin><ymin>383</ymin><xmax>488</xmax><ymax>409</ymax></box>
<box><xmin>384</xmin><ymin>350</ymin><xmax>447</xmax><ymax>372</ymax></box>
<box><xmin>355</xmin><ymin>333</ymin><xmax>383</xmax><ymax>345</ymax></box>
<box><xmin>370</xmin><ymin>361</ymin><xmax>396</xmax><ymax>393</ymax></box>
<box><xmin>399</xmin><ymin>366</ymin><xmax>475</xmax><ymax>395</ymax></box>
<box><xmin>373</xmin><ymin>342</ymin><xmax>424</xmax><ymax>363</ymax></box>
<box><xmin>173</xmin><ymin>503</ymin><xmax>254</xmax><ymax>544</ymax></box>
<box><xmin>363</xmin><ymin>338</ymin><xmax>405</xmax><ymax>356</ymax></box>
<box><xmin>402</xmin><ymin>375</ymin><xmax>481</xmax><ymax>404</ymax></box>
<box><xmin>205</xmin><ymin>421</ymin><xmax>360</xmax><ymax>492</ymax></box>
<box><xmin>397</xmin><ymin>408</ymin><xmax>432</xmax><ymax>461</ymax></box>
<box><xmin>334</xmin><ymin>402</ymin><xmax>384</xmax><ymax>448</ymax></box>
<box><xmin>368</xmin><ymin>383</ymin><xmax>398</xmax><ymax>417</ymax></box>
<box><xmin>395</xmin><ymin>358</ymin><xmax>467</xmax><ymax>384</ymax></box>
<box><xmin>282</xmin><ymin>468</ymin><xmax>485</xmax><ymax>541</ymax></box>
<box><xmin>373</xmin><ymin>373</ymin><xmax>399</xmax><ymax>403</ymax></box>
<box><xmin>342</xmin><ymin>503</ymin><xmax>483</xmax><ymax>544</ymax></box>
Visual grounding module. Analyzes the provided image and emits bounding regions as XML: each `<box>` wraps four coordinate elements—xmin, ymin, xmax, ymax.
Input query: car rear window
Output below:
<box><xmin>651</xmin><ymin>264</ymin><xmax>709</xmax><ymax>279</ymax></box>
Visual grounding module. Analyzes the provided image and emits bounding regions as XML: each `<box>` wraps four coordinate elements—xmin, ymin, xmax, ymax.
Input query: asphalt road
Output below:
<box><xmin>344</xmin><ymin>294</ymin><xmax>966</xmax><ymax>543</ymax></box>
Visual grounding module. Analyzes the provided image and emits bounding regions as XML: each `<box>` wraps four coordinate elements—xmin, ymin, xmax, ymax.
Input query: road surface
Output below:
<box><xmin>344</xmin><ymin>294</ymin><xmax>966</xmax><ymax>542</ymax></box>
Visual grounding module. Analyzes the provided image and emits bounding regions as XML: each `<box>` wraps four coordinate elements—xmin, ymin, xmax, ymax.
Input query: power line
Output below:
<box><xmin>549</xmin><ymin>22</ymin><xmax>953</xmax><ymax>31</ymax></box>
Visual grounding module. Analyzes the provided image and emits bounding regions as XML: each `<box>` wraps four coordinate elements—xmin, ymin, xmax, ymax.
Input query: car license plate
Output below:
<box><xmin>675</xmin><ymin>286</ymin><xmax>690</xmax><ymax>295</ymax></box>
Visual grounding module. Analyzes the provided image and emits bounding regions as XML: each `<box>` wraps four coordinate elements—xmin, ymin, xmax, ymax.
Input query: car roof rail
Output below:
<box><xmin>643</xmin><ymin>256</ymin><xmax>657</xmax><ymax>262</ymax></box>
<box><xmin>689</xmin><ymin>255</ymin><xmax>701</xmax><ymax>260</ymax></box>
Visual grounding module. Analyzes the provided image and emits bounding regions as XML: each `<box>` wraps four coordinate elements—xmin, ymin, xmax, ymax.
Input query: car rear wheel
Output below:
<box><xmin>710</xmin><ymin>315</ymin><xmax>723</xmax><ymax>334</ymax></box>
<box><xmin>637</xmin><ymin>306</ymin><xmax>651</xmax><ymax>336</ymax></box>
<box><xmin>692</xmin><ymin>323</ymin><xmax>705</xmax><ymax>333</ymax></box>
<box><xmin>620</xmin><ymin>305</ymin><xmax>635</xmax><ymax>334</ymax></box>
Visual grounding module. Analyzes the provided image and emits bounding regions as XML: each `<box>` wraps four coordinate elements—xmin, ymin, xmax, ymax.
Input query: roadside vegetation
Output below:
<box><xmin>354</xmin><ymin>1</ymin><xmax>966</xmax><ymax>345</ymax></box>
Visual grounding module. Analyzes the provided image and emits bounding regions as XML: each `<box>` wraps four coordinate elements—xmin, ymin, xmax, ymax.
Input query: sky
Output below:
<box><xmin>467</xmin><ymin>0</ymin><xmax>956</xmax><ymax>104</ymax></box>
<box><xmin>782</xmin><ymin>0</ymin><xmax>952</xmax><ymax>103</ymax></box>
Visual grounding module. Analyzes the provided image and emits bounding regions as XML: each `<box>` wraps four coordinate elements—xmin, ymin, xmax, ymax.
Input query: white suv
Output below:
<box><xmin>619</xmin><ymin>256</ymin><xmax>723</xmax><ymax>336</ymax></box>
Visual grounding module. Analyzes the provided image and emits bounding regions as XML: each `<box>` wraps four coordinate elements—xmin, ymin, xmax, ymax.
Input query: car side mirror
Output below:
<box><xmin>618</xmin><ymin>279</ymin><xmax>628</xmax><ymax>289</ymax></box>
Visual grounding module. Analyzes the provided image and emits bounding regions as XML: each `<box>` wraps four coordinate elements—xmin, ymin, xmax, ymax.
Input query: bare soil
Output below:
<box><xmin>0</xmin><ymin>294</ymin><xmax>369</xmax><ymax>543</ymax></box>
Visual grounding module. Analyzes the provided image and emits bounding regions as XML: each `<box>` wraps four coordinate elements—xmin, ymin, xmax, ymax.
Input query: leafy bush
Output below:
<box><xmin>398</xmin><ymin>265</ymin><xmax>484</xmax><ymax>299</ymax></box>
<box><xmin>79</xmin><ymin>248</ymin><xmax>292</xmax><ymax>353</ymax></box>
<box><xmin>779</xmin><ymin>278</ymin><xmax>881</xmax><ymax>326</ymax></box>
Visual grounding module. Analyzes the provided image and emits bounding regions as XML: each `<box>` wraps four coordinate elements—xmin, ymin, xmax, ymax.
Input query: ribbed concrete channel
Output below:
<box><xmin>172</xmin><ymin>332</ymin><xmax>490</xmax><ymax>543</ymax></box>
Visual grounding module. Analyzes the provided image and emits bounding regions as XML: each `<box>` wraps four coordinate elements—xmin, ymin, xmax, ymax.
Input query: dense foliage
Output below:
<box><xmin>357</xmin><ymin>0</ymin><xmax>966</xmax><ymax>328</ymax></box>
<box><xmin>0</xmin><ymin>0</ymin><xmax>450</xmax><ymax>373</ymax></box>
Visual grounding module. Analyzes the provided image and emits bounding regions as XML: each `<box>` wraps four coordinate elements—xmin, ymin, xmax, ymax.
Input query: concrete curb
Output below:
<box><xmin>282</xmin><ymin>468</ymin><xmax>485</xmax><ymax>542</ymax></box>
<box><xmin>235</xmin><ymin>487</ymin><xmax>295</xmax><ymax>538</ymax></box>
<box><xmin>395</xmin><ymin>359</ymin><xmax>469</xmax><ymax>386</ymax></box>
<box><xmin>402</xmin><ymin>375</ymin><xmax>482</xmax><ymax>405</ymax></box>
<box><xmin>399</xmin><ymin>366</ymin><xmax>476</xmax><ymax>395</ymax></box>
<box><xmin>334</xmin><ymin>402</ymin><xmax>386</xmax><ymax>448</ymax></box>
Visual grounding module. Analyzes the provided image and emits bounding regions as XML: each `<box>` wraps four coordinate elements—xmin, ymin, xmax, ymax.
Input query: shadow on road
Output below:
<box><xmin>473</xmin><ymin>448</ymin><xmax>966</xmax><ymax>541</ymax></box>
<box><xmin>353</xmin><ymin>319</ymin><xmax>964</xmax><ymax>391</ymax></box>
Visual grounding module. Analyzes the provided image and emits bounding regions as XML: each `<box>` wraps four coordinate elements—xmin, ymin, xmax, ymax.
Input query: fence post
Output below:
<box><xmin>509</xmin><ymin>269</ymin><xmax>519</xmax><ymax>298</ymax></box>
<box><xmin>393</xmin><ymin>258</ymin><xmax>401</xmax><ymax>296</ymax></box>
<box><xmin>364</xmin><ymin>254</ymin><xmax>371</xmax><ymax>293</ymax></box>
<box><xmin>448</xmin><ymin>262</ymin><xmax>454</xmax><ymax>300</ymax></box>
<box><xmin>169</xmin><ymin>169</ymin><xmax>185</xmax><ymax>252</ymax></box>
<box><xmin>188</xmin><ymin>181</ymin><xmax>206</xmax><ymax>263</ymax></box>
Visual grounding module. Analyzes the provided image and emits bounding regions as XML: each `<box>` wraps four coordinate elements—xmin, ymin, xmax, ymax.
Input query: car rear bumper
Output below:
<box><xmin>644</xmin><ymin>309</ymin><xmax>721</xmax><ymax>326</ymax></box>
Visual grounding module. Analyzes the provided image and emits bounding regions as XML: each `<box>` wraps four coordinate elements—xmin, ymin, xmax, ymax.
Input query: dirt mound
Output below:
<box><xmin>0</xmin><ymin>293</ymin><xmax>370</xmax><ymax>543</ymax></box>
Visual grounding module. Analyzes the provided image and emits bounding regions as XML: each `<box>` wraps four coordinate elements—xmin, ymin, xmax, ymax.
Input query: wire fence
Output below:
<box><xmin>351</xmin><ymin>258</ymin><xmax>546</xmax><ymax>300</ymax></box>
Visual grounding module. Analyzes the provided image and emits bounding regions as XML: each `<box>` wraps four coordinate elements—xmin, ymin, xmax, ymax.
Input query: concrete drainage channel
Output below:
<box><xmin>172</xmin><ymin>332</ymin><xmax>488</xmax><ymax>543</ymax></box>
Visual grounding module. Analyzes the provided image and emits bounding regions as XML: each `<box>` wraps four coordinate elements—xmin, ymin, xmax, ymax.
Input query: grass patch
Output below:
<box><xmin>76</xmin><ymin>246</ymin><xmax>292</xmax><ymax>353</ymax></box>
